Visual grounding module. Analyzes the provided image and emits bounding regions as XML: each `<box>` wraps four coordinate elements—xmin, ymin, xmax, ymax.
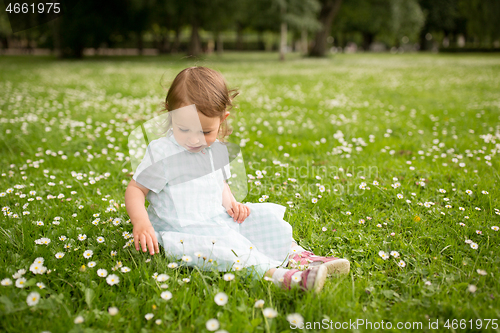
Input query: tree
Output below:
<box><xmin>335</xmin><ymin>0</ymin><xmax>392</xmax><ymax>50</ymax></box>
<box><xmin>203</xmin><ymin>0</ymin><xmax>239</xmax><ymax>54</ymax></box>
<box><xmin>51</xmin><ymin>0</ymin><xmax>128</xmax><ymax>58</ymax></box>
<box><xmin>459</xmin><ymin>0</ymin><xmax>500</xmax><ymax>47</ymax></box>
<box><xmin>309</xmin><ymin>0</ymin><xmax>342</xmax><ymax>57</ymax></box>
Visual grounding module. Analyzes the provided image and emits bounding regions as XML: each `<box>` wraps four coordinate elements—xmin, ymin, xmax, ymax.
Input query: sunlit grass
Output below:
<box><xmin>0</xmin><ymin>52</ymin><xmax>499</xmax><ymax>332</ymax></box>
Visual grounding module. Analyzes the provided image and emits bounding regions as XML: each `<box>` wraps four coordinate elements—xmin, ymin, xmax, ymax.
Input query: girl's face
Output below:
<box><xmin>171</xmin><ymin>106</ymin><xmax>229</xmax><ymax>153</ymax></box>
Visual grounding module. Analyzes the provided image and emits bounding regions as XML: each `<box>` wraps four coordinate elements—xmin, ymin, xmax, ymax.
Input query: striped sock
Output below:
<box><xmin>289</xmin><ymin>244</ymin><xmax>306</xmax><ymax>256</ymax></box>
<box><xmin>272</xmin><ymin>268</ymin><xmax>302</xmax><ymax>289</ymax></box>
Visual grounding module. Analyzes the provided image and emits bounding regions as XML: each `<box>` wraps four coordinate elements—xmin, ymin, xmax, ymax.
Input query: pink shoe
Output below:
<box><xmin>282</xmin><ymin>266</ymin><xmax>328</xmax><ymax>293</ymax></box>
<box><xmin>288</xmin><ymin>251</ymin><xmax>350</xmax><ymax>276</ymax></box>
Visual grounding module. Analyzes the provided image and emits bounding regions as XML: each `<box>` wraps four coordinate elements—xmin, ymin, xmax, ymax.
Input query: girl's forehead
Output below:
<box><xmin>172</xmin><ymin>110</ymin><xmax>219</xmax><ymax>128</ymax></box>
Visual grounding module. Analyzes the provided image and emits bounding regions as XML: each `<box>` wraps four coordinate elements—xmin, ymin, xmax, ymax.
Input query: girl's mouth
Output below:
<box><xmin>187</xmin><ymin>145</ymin><xmax>202</xmax><ymax>150</ymax></box>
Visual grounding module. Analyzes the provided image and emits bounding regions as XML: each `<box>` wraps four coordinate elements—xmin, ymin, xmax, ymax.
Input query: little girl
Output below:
<box><xmin>124</xmin><ymin>66</ymin><xmax>350</xmax><ymax>293</ymax></box>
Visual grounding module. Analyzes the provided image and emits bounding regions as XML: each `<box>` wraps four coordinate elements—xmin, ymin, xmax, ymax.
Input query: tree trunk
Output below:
<box><xmin>236</xmin><ymin>23</ymin><xmax>243</xmax><ymax>51</ymax></box>
<box><xmin>280</xmin><ymin>22</ymin><xmax>287</xmax><ymax>61</ymax></box>
<box><xmin>172</xmin><ymin>27</ymin><xmax>181</xmax><ymax>53</ymax></box>
<box><xmin>51</xmin><ymin>18</ymin><xmax>62</xmax><ymax>58</ymax></box>
<box><xmin>188</xmin><ymin>21</ymin><xmax>201</xmax><ymax>57</ymax></box>
<box><xmin>257</xmin><ymin>30</ymin><xmax>265</xmax><ymax>50</ymax></box>
<box><xmin>301</xmin><ymin>29</ymin><xmax>308</xmax><ymax>54</ymax></box>
<box><xmin>159</xmin><ymin>31</ymin><xmax>170</xmax><ymax>54</ymax></box>
<box><xmin>137</xmin><ymin>32</ymin><xmax>144</xmax><ymax>55</ymax></box>
<box><xmin>362</xmin><ymin>32</ymin><xmax>374</xmax><ymax>51</ymax></box>
<box><xmin>215</xmin><ymin>31</ymin><xmax>223</xmax><ymax>55</ymax></box>
<box><xmin>309</xmin><ymin>0</ymin><xmax>342</xmax><ymax>57</ymax></box>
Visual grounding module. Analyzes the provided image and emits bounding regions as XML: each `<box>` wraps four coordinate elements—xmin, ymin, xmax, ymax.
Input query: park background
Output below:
<box><xmin>0</xmin><ymin>0</ymin><xmax>499</xmax><ymax>332</ymax></box>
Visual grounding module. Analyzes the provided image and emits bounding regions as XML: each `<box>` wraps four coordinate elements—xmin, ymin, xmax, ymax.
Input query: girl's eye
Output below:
<box><xmin>179</xmin><ymin>128</ymin><xmax>211</xmax><ymax>135</ymax></box>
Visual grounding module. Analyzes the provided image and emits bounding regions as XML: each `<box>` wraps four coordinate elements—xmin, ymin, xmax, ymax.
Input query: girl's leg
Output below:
<box><xmin>264</xmin><ymin>268</ymin><xmax>276</xmax><ymax>278</ymax></box>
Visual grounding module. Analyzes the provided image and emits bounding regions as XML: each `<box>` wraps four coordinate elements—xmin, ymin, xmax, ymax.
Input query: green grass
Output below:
<box><xmin>0</xmin><ymin>51</ymin><xmax>499</xmax><ymax>332</ymax></box>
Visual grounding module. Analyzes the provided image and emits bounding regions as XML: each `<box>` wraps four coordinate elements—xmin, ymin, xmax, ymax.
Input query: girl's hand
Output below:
<box><xmin>226</xmin><ymin>201</ymin><xmax>250</xmax><ymax>224</ymax></box>
<box><xmin>133</xmin><ymin>221</ymin><xmax>160</xmax><ymax>255</ymax></box>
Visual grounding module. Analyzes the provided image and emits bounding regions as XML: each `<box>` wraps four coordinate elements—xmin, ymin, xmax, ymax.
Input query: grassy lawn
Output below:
<box><xmin>0</xmin><ymin>52</ymin><xmax>499</xmax><ymax>332</ymax></box>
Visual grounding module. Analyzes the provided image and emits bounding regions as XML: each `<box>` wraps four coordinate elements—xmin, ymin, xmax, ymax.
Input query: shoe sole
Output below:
<box><xmin>323</xmin><ymin>259</ymin><xmax>350</xmax><ymax>276</ymax></box>
<box><xmin>312</xmin><ymin>265</ymin><xmax>328</xmax><ymax>293</ymax></box>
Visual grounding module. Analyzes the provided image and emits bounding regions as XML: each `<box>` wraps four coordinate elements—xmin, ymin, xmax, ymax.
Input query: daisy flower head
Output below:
<box><xmin>470</xmin><ymin>243</ymin><xmax>478</xmax><ymax>250</ymax></box>
<box><xmin>223</xmin><ymin>273</ymin><xmax>235</xmax><ymax>281</ymax></box>
<box><xmin>87</xmin><ymin>261</ymin><xmax>96</xmax><ymax>267</ymax></box>
<box><xmin>181</xmin><ymin>255</ymin><xmax>192</xmax><ymax>263</ymax></box>
<box><xmin>161</xmin><ymin>291</ymin><xmax>172</xmax><ymax>301</ymax></box>
<box><xmin>254</xmin><ymin>299</ymin><xmax>265</xmax><ymax>308</ymax></box>
<box><xmin>157</xmin><ymin>274</ymin><xmax>169</xmax><ymax>282</ymax></box>
<box><xmin>390</xmin><ymin>251</ymin><xmax>400</xmax><ymax>258</ymax></box>
<box><xmin>167</xmin><ymin>262</ymin><xmax>179</xmax><ymax>269</ymax></box>
<box><xmin>106</xmin><ymin>274</ymin><xmax>120</xmax><ymax>286</ymax></box>
<box><xmin>263</xmin><ymin>308</ymin><xmax>278</xmax><ymax>318</ymax></box>
<box><xmin>214</xmin><ymin>292</ymin><xmax>228</xmax><ymax>306</ymax></box>
<box><xmin>97</xmin><ymin>269</ymin><xmax>108</xmax><ymax>277</ymax></box>
<box><xmin>466</xmin><ymin>190</ymin><xmax>472</xmax><ymax>195</ymax></box>
<box><xmin>182</xmin><ymin>278</ymin><xmax>190</xmax><ymax>283</ymax></box>
<box><xmin>1</xmin><ymin>278</ymin><xmax>13</xmax><ymax>286</ymax></box>
<box><xmin>312</xmin><ymin>198</ymin><xmax>318</xmax><ymax>203</ymax></box>
<box><xmin>206</xmin><ymin>319</ymin><xmax>220</xmax><ymax>331</ymax></box>
<box><xmin>108</xmin><ymin>307</ymin><xmax>119</xmax><ymax>315</ymax></box>
<box><xmin>74</xmin><ymin>315</ymin><xmax>84</xmax><ymax>324</ymax></box>
<box><xmin>287</xmin><ymin>313</ymin><xmax>304</xmax><ymax>327</ymax></box>
<box><xmin>491</xmin><ymin>226</ymin><xmax>499</xmax><ymax>231</ymax></box>
<box><xmin>477</xmin><ymin>269</ymin><xmax>487</xmax><ymax>276</ymax></box>
<box><xmin>83</xmin><ymin>250</ymin><xmax>93</xmax><ymax>259</ymax></box>
<box><xmin>378</xmin><ymin>251</ymin><xmax>389</xmax><ymax>260</ymax></box>
<box><xmin>145</xmin><ymin>313</ymin><xmax>154</xmax><ymax>320</ymax></box>
<box><xmin>26</xmin><ymin>291</ymin><xmax>40</xmax><ymax>306</ymax></box>
<box><xmin>398</xmin><ymin>260</ymin><xmax>406</xmax><ymax>268</ymax></box>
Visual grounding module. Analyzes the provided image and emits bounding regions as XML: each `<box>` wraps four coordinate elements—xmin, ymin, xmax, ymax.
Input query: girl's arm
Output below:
<box><xmin>222</xmin><ymin>180</ymin><xmax>236</xmax><ymax>209</ymax></box>
<box><xmin>222</xmin><ymin>180</ymin><xmax>250</xmax><ymax>223</ymax></box>
<box><xmin>125</xmin><ymin>179</ymin><xmax>150</xmax><ymax>225</ymax></box>
<box><xmin>125</xmin><ymin>179</ymin><xmax>159</xmax><ymax>255</ymax></box>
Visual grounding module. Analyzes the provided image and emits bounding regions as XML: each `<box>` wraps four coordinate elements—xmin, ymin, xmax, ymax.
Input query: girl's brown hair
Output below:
<box><xmin>160</xmin><ymin>66</ymin><xmax>239</xmax><ymax>142</ymax></box>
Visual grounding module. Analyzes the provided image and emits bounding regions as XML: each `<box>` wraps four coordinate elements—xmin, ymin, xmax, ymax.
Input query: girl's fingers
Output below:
<box><xmin>151</xmin><ymin>233</ymin><xmax>160</xmax><ymax>254</ymax></box>
<box><xmin>233</xmin><ymin>203</ymin><xmax>240</xmax><ymax>221</ymax></box>
<box><xmin>146</xmin><ymin>234</ymin><xmax>155</xmax><ymax>255</ymax></box>
<box><xmin>140</xmin><ymin>234</ymin><xmax>147</xmax><ymax>252</ymax></box>
<box><xmin>134</xmin><ymin>234</ymin><xmax>139</xmax><ymax>251</ymax></box>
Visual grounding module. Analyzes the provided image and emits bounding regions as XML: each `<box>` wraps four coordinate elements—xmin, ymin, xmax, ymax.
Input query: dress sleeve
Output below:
<box><xmin>132</xmin><ymin>139</ymin><xmax>169</xmax><ymax>194</ymax></box>
<box><xmin>223</xmin><ymin>163</ymin><xmax>231</xmax><ymax>181</ymax></box>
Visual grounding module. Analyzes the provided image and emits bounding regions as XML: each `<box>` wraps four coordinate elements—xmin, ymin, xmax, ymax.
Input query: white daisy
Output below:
<box><xmin>214</xmin><ymin>292</ymin><xmax>228</xmax><ymax>306</ymax></box>
<box><xmin>26</xmin><ymin>291</ymin><xmax>40</xmax><ymax>306</ymax></box>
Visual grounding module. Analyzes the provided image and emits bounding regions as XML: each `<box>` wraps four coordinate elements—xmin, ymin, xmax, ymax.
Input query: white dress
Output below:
<box><xmin>132</xmin><ymin>129</ymin><xmax>293</xmax><ymax>277</ymax></box>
